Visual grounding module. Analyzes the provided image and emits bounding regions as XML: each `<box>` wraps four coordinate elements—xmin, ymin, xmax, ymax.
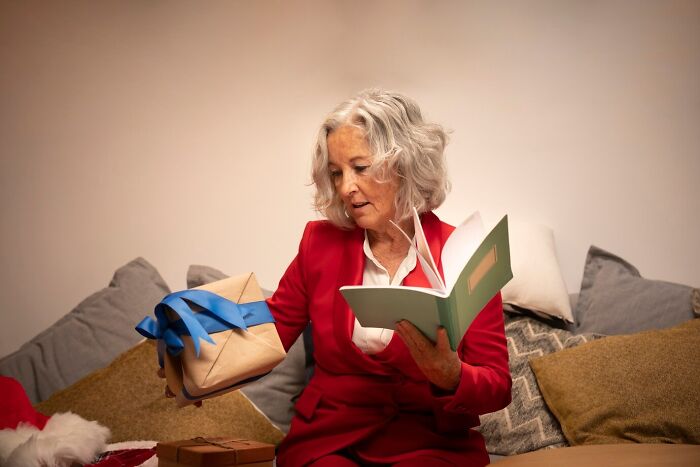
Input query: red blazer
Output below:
<box><xmin>267</xmin><ymin>212</ymin><xmax>511</xmax><ymax>466</ymax></box>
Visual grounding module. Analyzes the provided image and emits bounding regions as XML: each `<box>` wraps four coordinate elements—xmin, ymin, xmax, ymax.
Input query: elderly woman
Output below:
<box><xmin>267</xmin><ymin>89</ymin><xmax>511</xmax><ymax>466</ymax></box>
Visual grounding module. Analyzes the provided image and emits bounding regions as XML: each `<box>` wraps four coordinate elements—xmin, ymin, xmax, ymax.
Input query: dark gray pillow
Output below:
<box><xmin>186</xmin><ymin>264</ymin><xmax>230</xmax><ymax>290</ymax></box>
<box><xmin>575</xmin><ymin>246</ymin><xmax>699</xmax><ymax>335</ymax></box>
<box><xmin>478</xmin><ymin>314</ymin><xmax>602</xmax><ymax>455</ymax></box>
<box><xmin>501</xmin><ymin>303</ymin><xmax>574</xmax><ymax>332</ymax></box>
<box><xmin>0</xmin><ymin>257</ymin><xmax>170</xmax><ymax>403</ymax></box>
<box><xmin>186</xmin><ymin>265</ymin><xmax>310</xmax><ymax>433</ymax></box>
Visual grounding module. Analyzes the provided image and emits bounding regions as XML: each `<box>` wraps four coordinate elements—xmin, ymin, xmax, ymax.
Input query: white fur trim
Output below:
<box><xmin>105</xmin><ymin>440</ymin><xmax>156</xmax><ymax>451</ymax></box>
<box><xmin>0</xmin><ymin>412</ymin><xmax>110</xmax><ymax>467</ymax></box>
<box><xmin>0</xmin><ymin>422</ymin><xmax>41</xmax><ymax>465</ymax></box>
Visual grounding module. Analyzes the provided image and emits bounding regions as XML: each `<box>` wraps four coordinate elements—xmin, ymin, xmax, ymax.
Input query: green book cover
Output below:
<box><xmin>340</xmin><ymin>212</ymin><xmax>512</xmax><ymax>351</ymax></box>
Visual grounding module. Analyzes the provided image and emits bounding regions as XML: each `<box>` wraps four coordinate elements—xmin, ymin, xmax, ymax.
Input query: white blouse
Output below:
<box><xmin>351</xmin><ymin>231</ymin><xmax>417</xmax><ymax>354</ymax></box>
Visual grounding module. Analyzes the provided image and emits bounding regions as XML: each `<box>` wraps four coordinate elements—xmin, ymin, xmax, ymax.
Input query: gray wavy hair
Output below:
<box><xmin>311</xmin><ymin>89</ymin><xmax>451</xmax><ymax>229</ymax></box>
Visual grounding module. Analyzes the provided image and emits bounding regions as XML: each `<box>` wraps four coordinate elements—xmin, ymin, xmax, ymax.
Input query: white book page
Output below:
<box><xmin>390</xmin><ymin>211</ymin><xmax>444</xmax><ymax>292</ymax></box>
<box><xmin>415</xmin><ymin>252</ymin><xmax>445</xmax><ymax>292</ymax></box>
<box><xmin>441</xmin><ymin>211</ymin><xmax>485</xmax><ymax>291</ymax></box>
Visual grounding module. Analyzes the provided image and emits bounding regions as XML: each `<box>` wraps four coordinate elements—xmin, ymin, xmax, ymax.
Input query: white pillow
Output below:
<box><xmin>501</xmin><ymin>220</ymin><xmax>573</xmax><ymax>322</ymax></box>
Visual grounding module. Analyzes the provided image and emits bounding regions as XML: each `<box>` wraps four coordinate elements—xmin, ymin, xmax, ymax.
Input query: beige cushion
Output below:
<box><xmin>501</xmin><ymin>221</ymin><xmax>573</xmax><ymax>322</ymax></box>
<box><xmin>530</xmin><ymin>319</ymin><xmax>700</xmax><ymax>445</ymax></box>
<box><xmin>35</xmin><ymin>341</ymin><xmax>285</xmax><ymax>445</ymax></box>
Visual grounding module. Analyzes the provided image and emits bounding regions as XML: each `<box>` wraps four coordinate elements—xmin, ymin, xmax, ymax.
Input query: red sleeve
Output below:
<box><xmin>266</xmin><ymin>222</ymin><xmax>313</xmax><ymax>351</ymax></box>
<box><xmin>432</xmin><ymin>292</ymin><xmax>512</xmax><ymax>415</ymax></box>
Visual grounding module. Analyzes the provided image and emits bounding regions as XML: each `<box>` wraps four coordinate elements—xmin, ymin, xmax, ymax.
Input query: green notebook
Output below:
<box><xmin>340</xmin><ymin>209</ymin><xmax>513</xmax><ymax>351</ymax></box>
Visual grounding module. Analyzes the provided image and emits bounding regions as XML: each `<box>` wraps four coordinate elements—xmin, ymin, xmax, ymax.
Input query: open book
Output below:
<box><xmin>340</xmin><ymin>208</ymin><xmax>513</xmax><ymax>351</ymax></box>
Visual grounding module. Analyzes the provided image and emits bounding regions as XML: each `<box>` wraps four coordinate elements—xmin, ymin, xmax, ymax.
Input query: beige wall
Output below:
<box><xmin>1</xmin><ymin>0</ymin><xmax>698</xmax><ymax>357</ymax></box>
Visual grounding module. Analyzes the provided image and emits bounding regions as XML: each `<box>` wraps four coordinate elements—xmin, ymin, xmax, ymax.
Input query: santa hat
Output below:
<box><xmin>0</xmin><ymin>375</ymin><xmax>110</xmax><ymax>467</ymax></box>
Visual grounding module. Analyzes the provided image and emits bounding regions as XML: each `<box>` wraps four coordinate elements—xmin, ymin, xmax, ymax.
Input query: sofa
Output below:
<box><xmin>1</xmin><ymin>220</ymin><xmax>698</xmax><ymax>465</ymax></box>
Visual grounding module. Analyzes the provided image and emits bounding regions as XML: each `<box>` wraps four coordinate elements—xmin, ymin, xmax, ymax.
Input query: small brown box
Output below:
<box><xmin>156</xmin><ymin>438</ymin><xmax>275</xmax><ymax>467</ymax></box>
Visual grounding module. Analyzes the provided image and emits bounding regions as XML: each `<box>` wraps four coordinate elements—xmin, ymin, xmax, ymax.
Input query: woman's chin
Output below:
<box><xmin>352</xmin><ymin>217</ymin><xmax>374</xmax><ymax>231</ymax></box>
<box><xmin>354</xmin><ymin>217</ymin><xmax>394</xmax><ymax>234</ymax></box>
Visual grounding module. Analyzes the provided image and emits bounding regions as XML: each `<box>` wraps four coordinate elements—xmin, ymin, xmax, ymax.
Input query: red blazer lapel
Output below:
<box><xmin>332</xmin><ymin>227</ymin><xmax>365</xmax><ymax>348</ymax></box>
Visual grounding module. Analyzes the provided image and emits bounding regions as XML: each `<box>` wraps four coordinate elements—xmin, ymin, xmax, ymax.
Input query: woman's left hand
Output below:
<box><xmin>395</xmin><ymin>320</ymin><xmax>461</xmax><ymax>391</ymax></box>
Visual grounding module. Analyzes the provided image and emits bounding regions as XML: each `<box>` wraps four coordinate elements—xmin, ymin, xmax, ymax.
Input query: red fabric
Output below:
<box><xmin>308</xmin><ymin>454</ymin><xmax>359</xmax><ymax>467</ymax></box>
<box><xmin>83</xmin><ymin>448</ymin><xmax>156</xmax><ymax>467</ymax></box>
<box><xmin>0</xmin><ymin>375</ymin><xmax>50</xmax><ymax>430</ymax></box>
<box><xmin>267</xmin><ymin>212</ymin><xmax>512</xmax><ymax>466</ymax></box>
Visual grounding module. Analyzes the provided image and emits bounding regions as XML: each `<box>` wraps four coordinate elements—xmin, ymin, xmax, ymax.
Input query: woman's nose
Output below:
<box><xmin>340</xmin><ymin>172</ymin><xmax>358</xmax><ymax>196</ymax></box>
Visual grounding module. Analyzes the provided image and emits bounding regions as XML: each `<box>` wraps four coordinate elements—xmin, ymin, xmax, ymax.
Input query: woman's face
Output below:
<box><xmin>327</xmin><ymin>125</ymin><xmax>399</xmax><ymax>234</ymax></box>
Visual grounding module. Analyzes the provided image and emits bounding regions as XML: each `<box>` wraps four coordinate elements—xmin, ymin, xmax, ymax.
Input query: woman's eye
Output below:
<box><xmin>354</xmin><ymin>165</ymin><xmax>368</xmax><ymax>173</ymax></box>
<box><xmin>329</xmin><ymin>170</ymin><xmax>341</xmax><ymax>178</ymax></box>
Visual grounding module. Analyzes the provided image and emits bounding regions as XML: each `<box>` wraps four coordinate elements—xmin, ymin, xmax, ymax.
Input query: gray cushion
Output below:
<box><xmin>569</xmin><ymin>293</ymin><xmax>578</xmax><ymax>314</ymax></box>
<box><xmin>187</xmin><ymin>265</ymin><xmax>310</xmax><ymax>433</ymax></box>
<box><xmin>241</xmin><ymin>333</ymin><xmax>309</xmax><ymax>433</ymax></box>
<box><xmin>501</xmin><ymin>303</ymin><xmax>574</xmax><ymax>332</ymax></box>
<box><xmin>0</xmin><ymin>257</ymin><xmax>170</xmax><ymax>403</ymax></box>
<box><xmin>478</xmin><ymin>314</ymin><xmax>602</xmax><ymax>455</ymax></box>
<box><xmin>575</xmin><ymin>246</ymin><xmax>698</xmax><ymax>335</ymax></box>
<box><xmin>186</xmin><ymin>264</ymin><xmax>231</xmax><ymax>291</ymax></box>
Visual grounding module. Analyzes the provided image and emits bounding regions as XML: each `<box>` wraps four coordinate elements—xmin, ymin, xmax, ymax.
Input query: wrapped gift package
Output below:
<box><xmin>156</xmin><ymin>438</ymin><xmax>275</xmax><ymax>467</ymax></box>
<box><xmin>136</xmin><ymin>272</ymin><xmax>286</xmax><ymax>407</ymax></box>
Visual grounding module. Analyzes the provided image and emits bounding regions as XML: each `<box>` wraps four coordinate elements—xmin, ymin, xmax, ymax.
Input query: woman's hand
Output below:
<box><xmin>395</xmin><ymin>320</ymin><xmax>461</xmax><ymax>391</ymax></box>
<box><xmin>156</xmin><ymin>367</ymin><xmax>202</xmax><ymax>407</ymax></box>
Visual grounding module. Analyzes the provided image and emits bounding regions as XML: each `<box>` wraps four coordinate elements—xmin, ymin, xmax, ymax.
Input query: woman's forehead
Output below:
<box><xmin>327</xmin><ymin>155</ymin><xmax>372</xmax><ymax>166</ymax></box>
<box><xmin>327</xmin><ymin>126</ymin><xmax>372</xmax><ymax>163</ymax></box>
<box><xmin>328</xmin><ymin>125</ymin><xmax>367</xmax><ymax>145</ymax></box>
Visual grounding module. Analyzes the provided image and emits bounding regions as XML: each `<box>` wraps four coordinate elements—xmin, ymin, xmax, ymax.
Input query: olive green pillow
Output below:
<box><xmin>530</xmin><ymin>319</ymin><xmax>700</xmax><ymax>445</ymax></box>
<box><xmin>35</xmin><ymin>341</ymin><xmax>284</xmax><ymax>445</ymax></box>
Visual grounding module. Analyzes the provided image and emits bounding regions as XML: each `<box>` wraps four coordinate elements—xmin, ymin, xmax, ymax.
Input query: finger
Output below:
<box><xmin>435</xmin><ymin>327</ymin><xmax>452</xmax><ymax>353</ymax></box>
<box><xmin>165</xmin><ymin>385</ymin><xmax>175</xmax><ymax>398</ymax></box>
<box><xmin>397</xmin><ymin>323</ymin><xmax>436</xmax><ymax>367</ymax></box>
<box><xmin>401</xmin><ymin>321</ymin><xmax>435</xmax><ymax>353</ymax></box>
<box><xmin>408</xmin><ymin>322</ymin><xmax>435</xmax><ymax>355</ymax></box>
<box><xmin>157</xmin><ymin>367</ymin><xmax>165</xmax><ymax>379</ymax></box>
<box><xmin>396</xmin><ymin>321</ymin><xmax>420</xmax><ymax>351</ymax></box>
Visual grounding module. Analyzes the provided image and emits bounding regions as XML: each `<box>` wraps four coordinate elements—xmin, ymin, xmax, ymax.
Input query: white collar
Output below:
<box><xmin>362</xmin><ymin>231</ymin><xmax>417</xmax><ymax>286</ymax></box>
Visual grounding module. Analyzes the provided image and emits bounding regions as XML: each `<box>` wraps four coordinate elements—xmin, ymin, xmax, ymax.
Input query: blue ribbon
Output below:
<box><xmin>135</xmin><ymin>289</ymin><xmax>274</xmax><ymax>358</ymax></box>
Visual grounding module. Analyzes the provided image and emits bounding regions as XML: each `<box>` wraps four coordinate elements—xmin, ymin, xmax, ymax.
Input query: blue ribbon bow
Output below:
<box><xmin>135</xmin><ymin>289</ymin><xmax>274</xmax><ymax>358</ymax></box>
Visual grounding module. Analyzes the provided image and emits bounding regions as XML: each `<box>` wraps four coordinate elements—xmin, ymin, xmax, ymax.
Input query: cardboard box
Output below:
<box><xmin>156</xmin><ymin>438</ymin><xmax>275</xmax><ymax>467</ymax></box>
<box><xmin>160</xmin><ymin>273</ymin><xmax>286</xmax><ymax>407</ymax></box>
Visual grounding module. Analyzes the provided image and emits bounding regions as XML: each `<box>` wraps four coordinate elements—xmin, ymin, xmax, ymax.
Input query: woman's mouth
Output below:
<box><xmin>351</xmin><ymin>202</ymin><xmax>370</xmax><ymax>209</ymax></box>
